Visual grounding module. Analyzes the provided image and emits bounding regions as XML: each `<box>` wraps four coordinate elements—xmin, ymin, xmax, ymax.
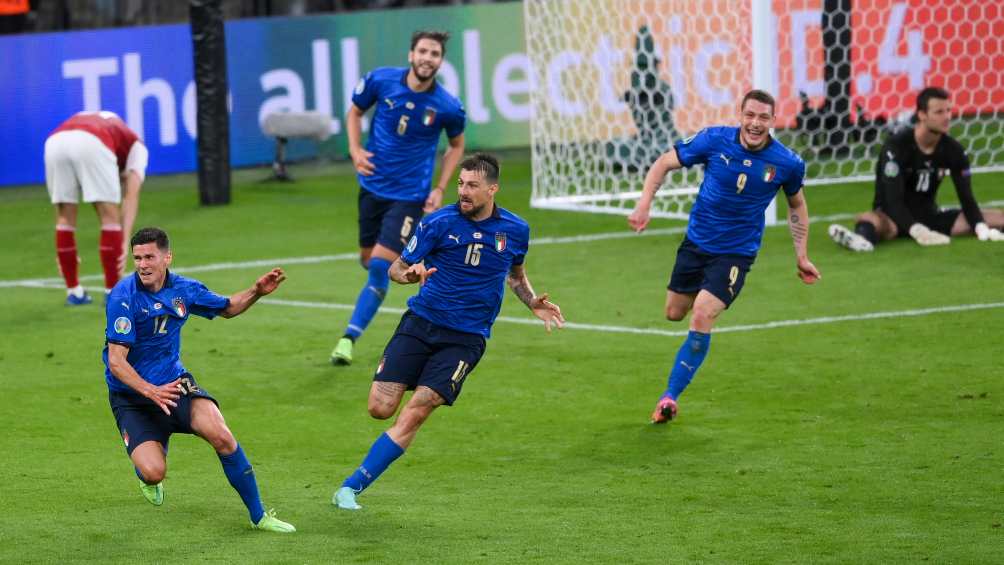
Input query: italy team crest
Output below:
<box><xmin>173</xmin><ymin>297</ymin><xmax>186</xmax><ymax>317</ymax></box>
<box><xmin>422</xmin><ymin>107</ymin><xmax>437</xmax><ymax>126</ymax></box>
<box><xmin>763</xmin><ymin>165</ymin><xmax>776</xmax><ymax>183</ymax></box>
<box><xmin>494</xmin><ymin>232</ymin><xmax>507</xmax><ymax>252</ymax></box>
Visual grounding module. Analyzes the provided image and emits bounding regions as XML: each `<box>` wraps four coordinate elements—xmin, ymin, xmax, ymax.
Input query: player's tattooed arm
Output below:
<box><xmin>786</xmin><ymin>190</ymin><xmax>810</xmax><ymax>257</ymax></box>
<box><xmin>508</xmin><ymin>264</ymin><xmax>565</xmax><ymax>332</ymax></box>
<box><xmin>786</xmin><ymin>190</ymin><xmax>821</xmax><ymax>284</ymax></box>
<box><xmin>506</xmin><ymin>264</ymin><xmax>537</xmax><ymax>308</ymax></box>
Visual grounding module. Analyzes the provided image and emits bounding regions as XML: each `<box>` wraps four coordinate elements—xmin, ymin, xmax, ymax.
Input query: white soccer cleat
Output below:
<box><xmin>828</xmin><ymin>224</ymin><xmax>874</xmax><ymax>252</ymax></box>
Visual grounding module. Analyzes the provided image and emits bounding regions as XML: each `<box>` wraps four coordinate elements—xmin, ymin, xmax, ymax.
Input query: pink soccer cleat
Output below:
<box><xmin>650</xmin><ymin>396</ymin><xmax>678</xmax><ymax>424</ymax></box>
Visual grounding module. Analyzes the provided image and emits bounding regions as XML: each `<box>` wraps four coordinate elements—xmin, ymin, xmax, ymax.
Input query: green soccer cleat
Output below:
<box><xmin>330</xmin><ymin>337</ymin><xmax>353</xmax><ymax>366</ymax></box>
<box><xmin>139</xmin><ymin>480</ymin><xmax>164</xmax><ymax>506</ymax></box>
<box><xmin>333</xmin><ymin>486</ymin><xmax>362</xmax><ymax>510</ymax></box>
<box><xmin>252</xmin><ymin>508</ymin><xmax>296</xmax><ymax>533</ymax></box>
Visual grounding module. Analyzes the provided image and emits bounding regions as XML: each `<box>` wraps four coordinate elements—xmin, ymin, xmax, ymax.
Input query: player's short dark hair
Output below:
<box><xmin>411</xmin><ymin>30</ymin><xmax>450</xmax><ymax>55</ymax></box>
<box><xmin>131</xmin><ymin>227</ymin><xmax>169</xmax><ymax>251</ymax></box>
<box><xmin>741</xmin><ymin>89</ymin><xmax>776</xmax><ymax>116</ymax></box>
<box><xmin>916</xmin><ymin>87</ymin><xmax>950</xmax><ymax>113</ymax></box>
<box><xmin>460</xmin><ymin>153</ymin><xmax>500</xmax><ymax>185</ymax></box>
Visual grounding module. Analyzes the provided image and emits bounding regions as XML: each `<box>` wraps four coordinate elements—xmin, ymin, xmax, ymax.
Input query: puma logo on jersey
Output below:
<box><xmin>447</xmin><ymin>234</ymin><xmax>461</xmax><ymax>244</ymax></box>
<box><xmin>719</xmin><ymin>153</ymin><xmax>730</xmax><ymax>166</ymax></box>
<box><xmin>384</xmin><ymin>98</ymin><xmax>395</xmax><ymax>109</ymax></box>
<box><xmin>680</xmin><ymin>361</ymin><xmax>695</xmax><ymax>371</ymax></box>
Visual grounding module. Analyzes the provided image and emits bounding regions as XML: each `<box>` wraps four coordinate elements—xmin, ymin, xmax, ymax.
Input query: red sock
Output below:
<box><xmin>100</xmin><ymin>227</ymin><xmax>124</xmax><ymax>290</ymax></box>
<box><xmin>55</xmin><ymin>227</ymin><xmax>79</xmax><ymax>288</ymax></box>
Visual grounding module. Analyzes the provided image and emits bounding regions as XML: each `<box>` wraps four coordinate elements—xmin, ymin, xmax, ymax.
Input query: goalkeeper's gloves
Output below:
<box><xmin>908</xmin><ymin>223</ymin><xmax>951</xmax><ymax>246</ymax></box>
<box><xmin>974</xmin><ymin>222</ymin><xmax>1004</xmax><ymax>241</ymax></box>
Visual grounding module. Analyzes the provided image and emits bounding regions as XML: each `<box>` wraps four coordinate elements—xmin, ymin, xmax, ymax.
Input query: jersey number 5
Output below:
<box><xmin>736</xmin><ymin>173</ymin><xmax>747</xmax><ymax>194</ymax></box>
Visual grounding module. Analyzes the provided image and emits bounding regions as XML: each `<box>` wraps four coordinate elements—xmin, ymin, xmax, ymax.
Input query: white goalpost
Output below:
<box><xmin>523</xmin><ymin>0</ymin><xmax>1004</xmax><ymax>221</ymax></box>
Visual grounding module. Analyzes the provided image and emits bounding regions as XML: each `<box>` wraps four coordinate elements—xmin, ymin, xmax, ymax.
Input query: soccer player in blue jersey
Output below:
<box><xmin>332</xmin><ymin>153</ymin><xmax>564</xmax><ymax>510</ymax></box>
<box><xmin>628</xmin><ymin>89</ymin><xmax>821</xmax><ymax>424</ymax></box>
<box><xmin>331</xmin><ymin>30</ymin><xmax>467</xmax><ymax>366</ymax></box>
<box><xmin>103</xmin><ymin>227</ymin><xmax>295</xmax><ymax>532</ymax></box>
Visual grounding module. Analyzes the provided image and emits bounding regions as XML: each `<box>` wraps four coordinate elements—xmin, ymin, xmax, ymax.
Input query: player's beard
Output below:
<box><xmin>459</xmin><ymin>198</ymin><xmax>484</xmax><ymax>219</ymax></box>
<box><xmin>411</xmin><ymin>60</ymin><xmax>439</xmax><ymax>82</ymax></box>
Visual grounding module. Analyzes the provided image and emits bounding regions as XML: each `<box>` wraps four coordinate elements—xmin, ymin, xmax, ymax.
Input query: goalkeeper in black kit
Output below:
<box><xmin>828</xmin><ymin>87</ymin><xmax>1004</xmax><ymax>251</ymax></box>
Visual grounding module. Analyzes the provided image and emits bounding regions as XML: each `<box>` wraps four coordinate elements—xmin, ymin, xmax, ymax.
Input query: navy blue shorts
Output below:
<box><xmin>358</xmin><ymin>188</ymin><xmax>425</xmax><ymax>253</ymax></box>
<box><xmin>668</xmin><ymin>237</ymin><xmax>756</xmax><ymax>308</ymax></box>
<box><xmin>374</xmin><ymin>310</ymin><xmax>487</xmax><ymax>406</ymax></box>
<box><xmin>108</xmin><ymin>374</ymin><xmax>217</xmax><ymax>455</ymax></box>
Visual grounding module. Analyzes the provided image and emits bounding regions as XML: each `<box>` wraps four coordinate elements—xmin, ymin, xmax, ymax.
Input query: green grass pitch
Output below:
<box><xmin>1</xmin><ymin>152</ymin><xmax>1002</xmax><ymax>563</ymax></box>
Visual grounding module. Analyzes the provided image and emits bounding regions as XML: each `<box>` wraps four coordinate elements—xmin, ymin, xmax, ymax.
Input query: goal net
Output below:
<box><xmin>524</xmin><ymin>0</ymin><xmax>1004</xmax><ymax>219</ymax></box>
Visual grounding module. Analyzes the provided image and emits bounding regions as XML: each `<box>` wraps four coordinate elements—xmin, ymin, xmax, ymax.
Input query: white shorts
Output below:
<box><xmin>44</xmin><ymin>130</ymin><xmax>121</xmax><ymax>204</ymax></box>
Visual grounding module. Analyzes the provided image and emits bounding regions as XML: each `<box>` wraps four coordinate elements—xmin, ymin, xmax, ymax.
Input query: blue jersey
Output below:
<box><xmin>352</xmin><ymin>67</ymin><xmax>466</xmax><ymax>202</ymax></box>
<box><xmin>102</xmin><ymin>272</ymin><xmax>230</xmax><ymax>393</ymax></box>
<box><xmin>401</xmin><ymin>203</ymin><xmax>530</xmax><ymax>338</ymax></box>
<box><xmin>675</xmin><ymin>126</ymin><xmax>805</xmax><ymax>256</ymax></box>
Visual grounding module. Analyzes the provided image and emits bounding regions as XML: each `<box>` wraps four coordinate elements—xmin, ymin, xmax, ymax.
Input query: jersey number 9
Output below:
<box><xmin>736</xmin><ymin>173</ymin><xmax>747</xmax><ymax>194</ymax></box>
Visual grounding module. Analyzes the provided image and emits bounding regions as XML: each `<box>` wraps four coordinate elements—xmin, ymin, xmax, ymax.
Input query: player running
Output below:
<box><xmin>331</xmin><ymin>30</ymin><xmax>466</xmax><ymax>366</ymax></box>
<box><xmin>628</xmin><ymin>89</ymin><xmax>821</xmax><ymax>424</ymax></box>
<box><xmin>333</xmin><ymin>153</ymin><xmax>564</xmax><ymax>510</ymax></box>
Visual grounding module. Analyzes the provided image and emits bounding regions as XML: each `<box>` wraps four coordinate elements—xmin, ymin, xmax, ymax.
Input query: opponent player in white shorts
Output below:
<box><xmin>45</xmin><ymin>111</ymin><xmax>147</xmax><ymax>305</ymax></box>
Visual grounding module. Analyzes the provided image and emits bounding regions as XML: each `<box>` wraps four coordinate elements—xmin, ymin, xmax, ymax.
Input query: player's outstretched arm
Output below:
<box><xmin>507</xmin><ymin>264</ymin><xmax>565</xmax><ymax>333</ymax></box>
<box><xmin>629</xmin><ymin>149</ymin><xmax>683</xmax><ymax>233</ymax></box>
<box><xmin>786</xmin><ymin>190</ymin><xmax>821</xmax><ymax>284</ymax></box>
<box><xmin>389</xmin><ymin>257</ymin><xmax>436</xmax><ymax>285</ymax></box>
<box><xmin>107</xmin><ymin>343</ymin><xmax>181</xmax><ymax>415</ymax></box>
<box><xmin>220</xmin><ymin>267</ymin><xmax>286</xmax><ymax>318</ymax></box>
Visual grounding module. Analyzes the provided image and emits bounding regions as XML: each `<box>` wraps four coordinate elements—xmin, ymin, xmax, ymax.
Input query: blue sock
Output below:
<box><xmin>342</xmin><ymin>432</ymin><xmax>405</xmax><ymax>494</ymax></box>
<box><xmin>664</xmin><ymin>330</ymin><xmax>711</xmax><ymax>400</ymax></box>
<box><xmin>345</xmin><ymin>257</ymin><xmax>391</xmax><ymax>339</ymax></box>
<box><xmin>218</xmin><ymin>444</ymin><xmax>265</xmax><ymax>523</ymax></box>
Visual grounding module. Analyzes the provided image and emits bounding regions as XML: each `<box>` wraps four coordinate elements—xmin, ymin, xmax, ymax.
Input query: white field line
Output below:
<box><xmin>38</xmin><ymin>278</ymin><xmax>1004</xmax><ymax>338</ymax></box>
<box><xmin>5</xmin><ymin>200</ymin><xmax>1004</xmax><ymax>289</ymax></box>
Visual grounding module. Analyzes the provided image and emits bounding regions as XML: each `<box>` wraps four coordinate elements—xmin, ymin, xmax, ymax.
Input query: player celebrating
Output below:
<box><xmin>331</xmin><ymin>30</ymin><xmax>466</xmax><ymax>365</ymax></box>
<box><xmin>104</xmin><ymin>227</ymin><xmax>294</xmax><ymax>533</ymax></box>
<box><xmin>45</xmin><ymin>111</ymin><xmax>147</xmax><ymax>305</ymax></box>
<box><xmin>333</xmin><ymin>153</ymin><xmax>564</xmax><ymax>510</ymax></box>
<box><xmin>628</xmin><ymin>89</ymin><xmax>820</xmax><ymax>424</ymax></box>
<box><xmin>828</xmin><ymin>86</ymin><xmax>1004</xmax><ymax>251</ymax></box>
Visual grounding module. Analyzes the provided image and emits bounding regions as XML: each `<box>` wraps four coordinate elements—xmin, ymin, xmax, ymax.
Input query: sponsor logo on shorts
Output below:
<box><xmin>114</xmin><ymin>316</ymin><xmax>132</xmax><ymax>334</ymax></box>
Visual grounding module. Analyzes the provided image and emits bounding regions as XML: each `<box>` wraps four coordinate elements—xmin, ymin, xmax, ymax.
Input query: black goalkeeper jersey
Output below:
<box><xmin>872</xmin><ymin>128</ymin><xmax>983</xmax><ymax>232</ymax></box>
